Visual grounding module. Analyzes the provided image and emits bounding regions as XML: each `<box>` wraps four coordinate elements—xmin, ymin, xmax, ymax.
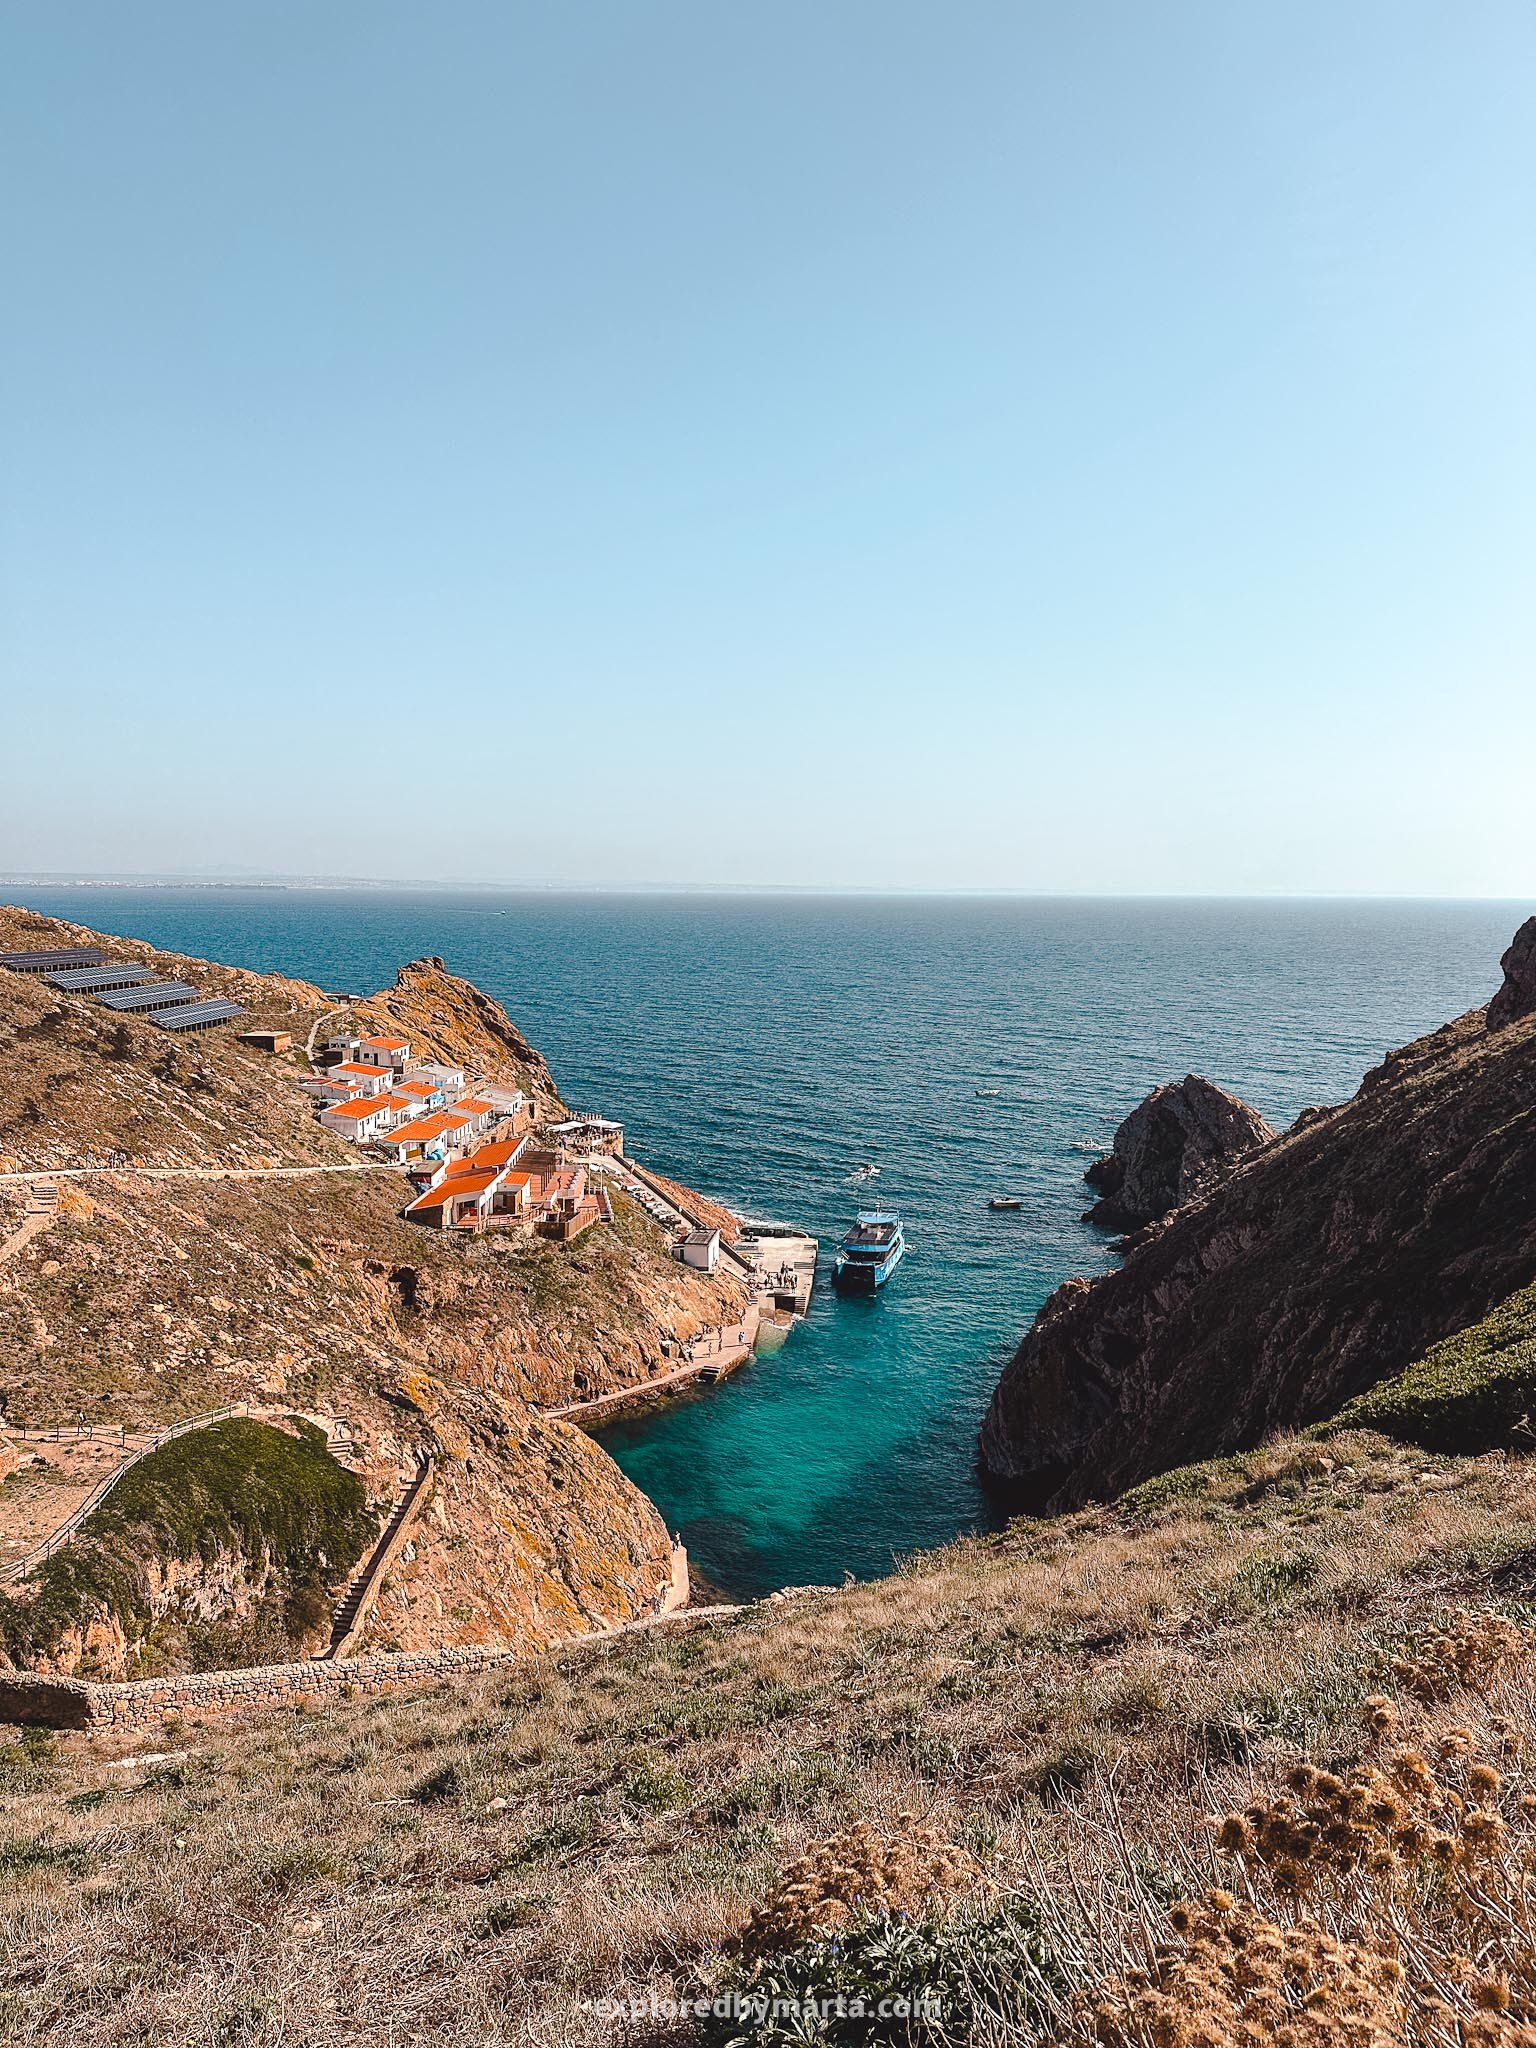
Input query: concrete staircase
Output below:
<box><xmin>323</xmin><ymin>1456</ymin><xmax>435</xmax><ymax>1660</ymax></box>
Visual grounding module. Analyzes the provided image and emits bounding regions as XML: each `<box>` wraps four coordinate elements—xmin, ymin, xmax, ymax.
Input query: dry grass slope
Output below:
<box><xmin>7</xmin><ymin>1430</ymin><xmax>1536</xmax><ymax>2043</ymax></box>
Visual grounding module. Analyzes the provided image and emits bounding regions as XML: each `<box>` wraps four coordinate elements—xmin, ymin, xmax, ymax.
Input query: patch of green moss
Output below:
<box><xmin>1325</xmin><ymin>1282</ymin><xmax>1536</xmax><ymax>1456</ymax></box>
<box><xmin>0</xmin><ymin>1418</ymin><xmax>374</xmax><ymax>1670</ymax></box>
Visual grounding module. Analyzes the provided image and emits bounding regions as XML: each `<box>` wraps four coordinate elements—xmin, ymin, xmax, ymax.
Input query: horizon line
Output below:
<box><xmin>1</xmin><ymin>873</ymin><xmax>1530</xmax><ymax>907</ymax></box>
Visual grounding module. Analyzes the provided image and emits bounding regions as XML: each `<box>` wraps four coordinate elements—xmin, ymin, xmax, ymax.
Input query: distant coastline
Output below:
<box><xmin>2</xmin><ymin>875</ymin><xmax>1530</xmax><ymax>904</ymax></box>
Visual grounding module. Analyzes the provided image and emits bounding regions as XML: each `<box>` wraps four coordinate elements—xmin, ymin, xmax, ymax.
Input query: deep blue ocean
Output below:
<box><xmin>7</xmin><ymin>888</ymin><xmax>1521</xmax><ymax>1595</ymax></box>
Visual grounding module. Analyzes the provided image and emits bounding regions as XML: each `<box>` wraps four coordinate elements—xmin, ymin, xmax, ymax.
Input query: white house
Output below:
<box><xmin>326</xmin><ymin>1062</ymin><xmax>394</xmax><ymax>1098</ymax></box>
<box><xmin>408</xmin><ymin>1062</ymin><xmax>466</xmax><ymax>1100</ymax></box>
<box><xmin>357</xmin><ymin>1035</ymin><xmax>411</xmax><ymax>1072</ymax></box>
<box><xmin>302</xmin><ymin>1073</ymin><xmax>364</xmax><ymax>1104</ymax></box>
<box><xmin>320</xmin><ymin>1098</ymin><xmax>394</xmax><ymax>1143</ymax></box>
<box><xmin>380</xmin><ymin>1110</ymin><xmax>474</xmax><ymax>1163</ymax></box>
<box><xmin>679</xmin><ymin>1225</ymin><xmax>721</xmax><ymax>1273</ymax></box>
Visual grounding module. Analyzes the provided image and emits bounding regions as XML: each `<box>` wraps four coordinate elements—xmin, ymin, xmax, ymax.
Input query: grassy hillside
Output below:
<box><xmin>0</xmin><ymin>1419</ymin><xmax>374</xmax><ymax>1674</ymax></box>
<box><xmin>6</xmin><ymin>1427</ymin><xmax>1536</xmax><ymax>2043</ymax></box>
<box><xmin>1327</xmin><ymin>1278</ymin><xmax>1536</xmax><ymax>1455</ymax></box>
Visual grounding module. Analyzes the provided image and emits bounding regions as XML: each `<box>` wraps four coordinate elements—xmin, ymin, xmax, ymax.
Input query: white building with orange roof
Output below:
<box><xmin>392</xmin><ymin>1076</ymin><xmax>445</xmax><ymax>1111</ymax></box>
<box><xmin>380</xmin><ymin>1109</ymin><xmax>474</xmax><ymax>1163</ymax></box>
<box><xmin>404</xmin><ymin>1162</ymin><xmax>510</xmax><ymax>1231</ymax></box>
<box><xmin>449</xmin><ymin>1094</ymin><xmax>499</xmax><ymax>1137</ymax></box>
<box><xmin>326</xmin><ymin>1061</ymin><xmax>394</xmax><ymax>1098</ymax></box>
<box><xmin>407</xmin><ymin>1061</ymin><xmax>466</xmax><ymax>1099</ymax></box>
<box><xmin>320</xmin><ymin>1097</ymin><xmax>397</xmax><ymax>1143</ymax></box>
<box><xmin>303</xmin><ymin>1071</ymin><xmax>367</xmax><ymax>1104</ymax></box>
<box><xmin>357</xmin><ymin>1035</ymin><xmax>411</xmax><ymax>1072</ymax></box>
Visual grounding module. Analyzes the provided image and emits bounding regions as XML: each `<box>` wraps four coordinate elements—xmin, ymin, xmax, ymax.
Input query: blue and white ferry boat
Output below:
<box><xmin>833</xmin><ymin>1210</ymin><xmax>906</xmax><ymax>1294</ymax></box>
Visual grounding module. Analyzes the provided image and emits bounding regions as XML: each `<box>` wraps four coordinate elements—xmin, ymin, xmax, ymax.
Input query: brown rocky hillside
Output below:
<box><xmin>0</xmin><ymin>907</ymin><xmax>750</xmax><ymax>1674</ymax></box>
<box><xmin>980</xmin><ymin>921</ymin><xmax>1536</xmax><ymax>1508</ymax></box>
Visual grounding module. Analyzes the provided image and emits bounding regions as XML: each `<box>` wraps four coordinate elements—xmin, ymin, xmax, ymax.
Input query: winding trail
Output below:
<box><xmin>0</xmin><ymin>1162</ymin><xmax>398</xmax><ymax>1185</ymax></box>
<box><xmin>305</xmin><ymin>1004</ymin><xmax>349</xmax><ymax>1061</ymax></box>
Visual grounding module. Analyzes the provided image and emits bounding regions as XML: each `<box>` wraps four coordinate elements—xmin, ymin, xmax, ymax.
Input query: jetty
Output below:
<box><xmin>737</xmin><ymin>1222</ymin><xmax>818</xmax><ymax>1318</ymax></box>
<box><xmin>543</xmin><ymin>1306</ymin><xmax>761</xmax><ymax>1422</ymax></box>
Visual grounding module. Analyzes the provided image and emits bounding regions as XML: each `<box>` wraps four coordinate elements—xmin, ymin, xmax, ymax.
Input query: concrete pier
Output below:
<box><xmin>737</xmin><ymin>1225</ymin><xmax>818</xmax><ymax>1318</ymax></box>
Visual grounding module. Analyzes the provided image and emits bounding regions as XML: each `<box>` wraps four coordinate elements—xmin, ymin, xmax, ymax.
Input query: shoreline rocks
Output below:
<box><xmin>1082</xmin><ymin>1074</ymin><xmax>1274</xmax><ymax>1232</ymax></box>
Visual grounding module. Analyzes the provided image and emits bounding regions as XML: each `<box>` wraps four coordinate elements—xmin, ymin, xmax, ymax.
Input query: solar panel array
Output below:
<box><xmin>0</xmin><ymin>947</ymin><xmax>108</xmax><ymax>972</ymax></box>
<box><xmin>152</xmin><ymin>999</ymin><xmax>246</xmax><ymax>1032</ymax></box>
<box><xmin>96</xmin><ymin>981</ymin><xmax>202</xmax><ymax>1013</ymax></box>
<box><xmin>19</xmin><ymin>948</ymin><xmax>246</xmax><ymax>1031</ymax></box>
<box><xmin>46</xmin><ymin>964</ymin><xmax>157</xmax><ymax>992</ymax></box>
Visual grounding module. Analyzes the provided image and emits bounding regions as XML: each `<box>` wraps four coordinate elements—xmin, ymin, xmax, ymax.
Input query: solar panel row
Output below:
<box><xmin>46</xmin><ymin>964</ymin><xmax>157</xmax><ymax>992</ymax></box>
<box><xmin>152</xmin><ymin>999</ymin><xmax>246</xmax><ymax>1032</ymax></box>
<box><xmin>96</xmin><ymin>981</ymin><xmax>202</xmax><ymax>1013</ymax></box>
<box><xmin>0</xmin><ymin>947</ymin><xmax>108</xmax><ymax>972</ymax></box>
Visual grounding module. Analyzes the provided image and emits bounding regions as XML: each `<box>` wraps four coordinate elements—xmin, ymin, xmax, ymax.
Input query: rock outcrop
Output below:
<box><xmin>1082</xmin><ymin>1075</ymin><xmax>1274</xmax><ymax>1231</ymax></box>
<box><xmin>980</xmin><ymin>920</ymin><xmax>1536</xmax><ymax>1509</ymax></box>
<box><xmin>1489</xmin><ymin>917</ymin><xmax>1536</xmax><ymax>1031</ymax></box>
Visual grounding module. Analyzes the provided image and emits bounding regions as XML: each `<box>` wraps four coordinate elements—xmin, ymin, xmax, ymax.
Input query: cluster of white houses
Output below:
<box><xmin>306</xmin><ymin>1031</ymin><xmax>623</xmax><ymax>1240</ymax></box>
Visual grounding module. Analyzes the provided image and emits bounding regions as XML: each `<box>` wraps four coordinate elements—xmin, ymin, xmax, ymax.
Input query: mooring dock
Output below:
<box><xmin>736</xmin><ymin>1223</ymin><xmax>818</xmax><ymax>1318</ymax></box>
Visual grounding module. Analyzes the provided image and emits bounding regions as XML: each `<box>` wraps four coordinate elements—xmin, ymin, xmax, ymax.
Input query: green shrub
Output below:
<box><xmin>1327</xmin><ymin>1283</ymin><xmax>1536</xmax><ymax>1455</ymax></box>
<box><xmin>0</xmin><ymin>1419</ymin><xmax>373</xmax><ymax>1669</ymax></box>
<box><xmin>695</xmin><ymin>1906</ymin><xmax>1056</xmax><ymax>2048</ymax></box>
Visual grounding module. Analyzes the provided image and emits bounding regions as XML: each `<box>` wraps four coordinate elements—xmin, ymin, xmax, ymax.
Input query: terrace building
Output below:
<box><xmin>357</xmin><ymin>1035</ymin><xmax>410</xmax><ymax>1072</ymax></box>
<box><xmin>380</xmin><ymin>1110</ymin><xmax>474</xmax><ymax>1163</ymax></box>
<box><xmin>546</xmin><ymin>1114</ymin><xmax>624</xmax><ymax>1157</ymax></box>
<box><xmin>320</xmin><ymin>1097</ymin><xmax>396</xmax><ymax>1142</ymax></box>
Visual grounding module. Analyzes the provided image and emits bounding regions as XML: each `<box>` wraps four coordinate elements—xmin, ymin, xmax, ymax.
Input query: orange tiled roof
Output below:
<box><xmin>363</xmin><ymin>1036</ymin><xmax>409</xmax><ymax>1050</ymax></box>
<box><xmin>405</xmin><ymin>1168</ymin><xmax>501</xmax><ymax>1213</ymax></box>
<box><xmin>396</xmin><ymin>1079</ymin><xmax>438</xmax><ymax>1097</ymax></box>
<box><xmin>323</xmin><ymin>1099</ymin><xmax>387</xmax><ymax>1122</ymax></box>
<box><xmin>389</xmin><ymin>1111</ymin><xmax>472</xmax><ymax>1144</ymax></box>
<box><xmin>469</xmin><ymin>1140</ymin><xmax>525</xmax><ymax>1169</ymax></box>
<box><xmin>333</xmin><ymin>1062</ymin><xmax>387</xmax><ymax>1077</ymax></box>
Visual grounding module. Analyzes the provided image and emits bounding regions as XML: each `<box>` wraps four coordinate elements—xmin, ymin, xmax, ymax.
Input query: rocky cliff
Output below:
<box><xmin>980</xmin><ymin>924</ymin><xmax>1536</xmax><ymax>1508</ymax></box>
<box><xmin>0</xmin><ymin>906</ymin><xmax>746</xmax><ymax>1674</ymax></box>
<box><xmin>1081</xmin><ymin>1073</ymin><xmax>1274</xmax><ymax>1232</ymax></box>
<box><xmin>1489</xmin><ymin>915</ymin><xmax>1536</xmax><ymax>1030</ymax></box>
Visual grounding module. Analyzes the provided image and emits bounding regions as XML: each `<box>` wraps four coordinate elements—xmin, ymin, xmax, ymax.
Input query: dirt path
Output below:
<box><xmin>0</xmin><ymin>1403</ymin><xmax>357</xmax><ymax>1583</ymax></box>
<box><xmin>543</xmin><ymin>1310</ymin><xmax>759</xmax><ymax>1421</ymax></box>
<box><xmin>0</xmin><ymin>1162</ymin><xmax>398</xmax><ymax>1185</ymax></box>
<box><xmin>0</xmin><ymin>1210</ymin><xmax>54</xmax><ymax>1269</ymax></box>
<box><xmin>305</xmin><ymin>1004</ymin><xmax>349</xmax><ymax>1061</ymax></box>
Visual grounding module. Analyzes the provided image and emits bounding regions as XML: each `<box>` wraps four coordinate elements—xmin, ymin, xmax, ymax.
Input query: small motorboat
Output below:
<box><xmin>988</xmin><ymin>1196</ymin><xmax>1023</xmax><ymax>1211</ymax></box>
<box><xmin>975</xmin><ymin>1088</ymin><xmax>1000</xmax><ymax>1098</ymax></box>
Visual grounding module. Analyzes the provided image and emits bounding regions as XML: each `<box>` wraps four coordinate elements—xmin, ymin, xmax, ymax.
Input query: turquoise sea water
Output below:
<box><xmin>7</xmin><ymin>888</ymin><xmax>1520</xmax><ymax>1595</ymax></box>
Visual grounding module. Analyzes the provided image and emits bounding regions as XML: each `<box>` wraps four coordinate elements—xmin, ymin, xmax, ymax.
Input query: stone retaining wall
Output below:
<box><xmin>0</xmin><ymin>1540</ymin><xmax>697</xmax><ymax>1730</ymax></box>
<box><xmin>0</xmin><ymin>1642</ymin><xmax>529</xmax><ymax>1730</ymax></box>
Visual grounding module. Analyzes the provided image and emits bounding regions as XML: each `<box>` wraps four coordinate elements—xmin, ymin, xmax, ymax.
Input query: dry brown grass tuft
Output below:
<box><xmin>738</xmin><ymin>1817</ymin><xmax>984</xmax><ymax>1956</ymax></box>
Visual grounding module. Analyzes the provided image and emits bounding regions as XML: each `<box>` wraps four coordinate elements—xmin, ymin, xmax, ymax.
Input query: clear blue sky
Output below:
<box><xmin>3</xmin><ymin>2</ymin><xmax>1532</xmax><ymax>892</ymax></box>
